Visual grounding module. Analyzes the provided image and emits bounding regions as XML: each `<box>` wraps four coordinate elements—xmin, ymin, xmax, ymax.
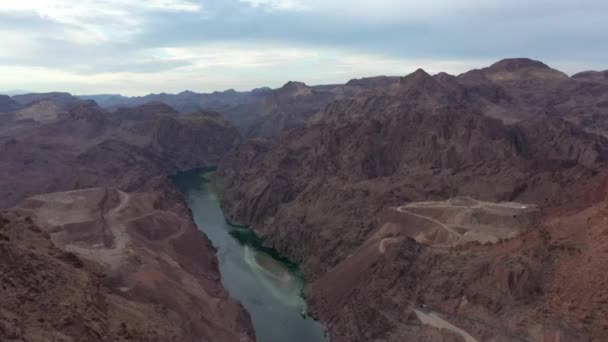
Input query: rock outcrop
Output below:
<box><xmin>6</xmin><ymin>57</ymin><xmax>608</xmax><ymax>341</ymax></box>
<box><xmin>308</xmin><ymin>180</ymin><xmax>608</xmax><ymax>341</ymax></box>
<box><xmin>0</xmin><ymin>100</ymin><xmax>253</xmax><ymax>341</ymax></box>
<box><xmin>84</xmin><ymin>58</ymin><xmax>608</xmax><ymax>140</ymax></box>
<box><xmin>572</xmin><ymin>70</ymin><xmax>608</xmax><ymax>83</ymax></box>
<box><xmin>216</xmin><ymin>108</ymin><xmax>607</xmax><ymax>275</ymax></box>
<box><xmin>1</xmin><ymin>186</ymin><xmax>254</xmax><ymax>341</ymax></box>
<box><xmin>242</xmin><ymin>81</ymin><xmax>337</xmax><ymax>138</ymax></box>
<box><xmin>215</xmin><ymin>59</ymin><xmax>608</xmax><ymax>341</ymax></box>
<box><xmin>0</xmin><ymin>102</ymin><xmax>241</xmax><ymax>209</ymax></box>
<box><xmin>0</xmin><ymin>95</ymin><xmax>20</xmax><ymax>113</ymax></box>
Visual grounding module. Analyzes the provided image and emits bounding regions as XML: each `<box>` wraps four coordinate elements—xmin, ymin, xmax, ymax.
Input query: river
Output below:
<box><xmin>172</xmin><ymin>169</ymin><xmax>328</xmax><ymax>342</ymax></box>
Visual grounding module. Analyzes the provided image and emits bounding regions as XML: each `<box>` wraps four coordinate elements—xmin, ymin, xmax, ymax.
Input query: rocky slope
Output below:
<box><xmin>0</xmin><ymin>101</ymin><xmax>240</xmax><ymax>209</ymax></box>
<box><xmin>81</xmin><ymin>88</ymin><xmax>271</xmax><ymax>115</ymax></box>
<box><xmin>458</xmin><ymin>60</ymin><xmax>608</xmax><ymax>135</ymax></box>
<box><xmin>241</xmin><ymin>81</ymin><xmax>338</xmax><ymax>138</ymax></box>
<box><xmin>1</xmin><ymin>186</ymin><xmax>254</xmax><ymax>341</ymax></box>
<box><xmin>81</xmin><ymin>89</ymin><xmax>271</xmax><ymax>136</ymax></box>
<box><xmin>216</xmin><ymin>108</ymin><xmax>607</xmax><ymax>275</ymax></box>
<box><xmin>215</xmin><ymin>58</ymin><xmax>608</xmax><ymax>341</ymax></box>
<box><xmin>0</xmin><ymin>99</ymin><xmax>253</xmax><ymax>341</ymax></box>
<box><xmin>83</xmin><ymin>80</ymin><xmax>401</xmax><ymax>139</ymax></box>
<box><xmin>572</xmin><ymin>70</ymin><xmax>608</xmax><ymax>83</ymax></box>
<box><xmin>5</xmin><ymin>57</ymin><xmax>608</xmax><ymax>341</ymax></box>
<box><xmin>84</xmin><ymin>59</ymin><xmax>608</xmax><ymax>140</ymax></box>
<box><xmin>84</xmin><ymin>82</ymin><xmax>340</xmax><ymax>139</ymax></box>
<box><xmin>308</xmin><ymin>199</ymin><xmax>608</xmax><ymax>342</ymax></box>
<box><xmin>312</xmin><ymin>59</ymin><xmax>608</xmax><ymax>134</ymax></box>
<box><xmin>11</xmin><ymin>92</ymin><xmax>80</xmax><ymax>107</ymax></box>
<box><xmin>1</xmin><ymin>210</ymin><xmax>126</xmax><ymax>341</ymax></box>
<box><xmin>0</xmin><ymin>95</ymin><xmax>20</xmax><ymax>113</ymax></box>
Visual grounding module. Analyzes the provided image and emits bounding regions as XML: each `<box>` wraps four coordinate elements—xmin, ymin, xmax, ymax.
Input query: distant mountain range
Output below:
<box><xmin>3</xmin><ymin>58</ymin><xmax>608</xmax><ymax>141</ymax></box>
<box><xmin>78</xmin><ymin>58</ymin><xmax>608</xmax><ymax>139</ymax></box>
<box><xmin>0</xmin><ymin>89</ymin><xmax>31</xmax><ymax>96</ymax></box>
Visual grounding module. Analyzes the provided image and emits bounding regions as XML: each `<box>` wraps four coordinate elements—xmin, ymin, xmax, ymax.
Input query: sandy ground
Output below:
<box><xmin>389</xmin><ymin>197</ymin><xmax>539</xmax><ymax>247</ymax></box>
<box><xmin>22</xmin><ymin>189</ymin><xmax>132</xmax><ymax>268</ymax></box>
<box><xmin>414</xmin><ymin>308</ymin><xmax>479</xmax><ymax>342</ymax></box>
<box><xmin>396</xmin><ymin>207</ymin><xmax>465</xmax><ymax>240</ymax></box>
<box><xmin>11</xmin><ymin>187</ymin><xmax>256</xmax><ymax>341</ymax></box>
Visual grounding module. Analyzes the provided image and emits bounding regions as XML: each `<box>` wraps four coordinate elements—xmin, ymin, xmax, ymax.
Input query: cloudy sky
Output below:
<box><xmin>1</xmin><ymin>0</ymin><xmax>607</xmax><ymax>95</ymax></box>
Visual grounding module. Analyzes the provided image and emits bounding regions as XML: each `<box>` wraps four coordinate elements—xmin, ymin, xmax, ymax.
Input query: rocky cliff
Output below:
<box><xmin>0</xmin><ymin>100</ymin><xmax>253</xmax><ymax>341</ymax></box>
<box><xmin>1</xmin><ymin>186</ymin><xmax>254</xmax><ymax>341</ymax></box>
<box><xmin>85</xmin><ymin>58</ymin><xmax>608</xmax><ymax>140</ymax></box>
<box><xmin>216</xmin><ymin>108</ymin><xmax>607</xmax><ymax>274</ymax></box>
<box><xmin>215</xmin><ymin>58</ymin><xmax>608</xmax><ymax>341</ymax></box>
<box><xmin>0</xmin><ymin>102</ymin><xmax>241</xmax><ymax>209</ymax></box>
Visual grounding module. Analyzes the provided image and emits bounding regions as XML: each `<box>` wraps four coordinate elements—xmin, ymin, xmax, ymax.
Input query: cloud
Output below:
<box><xmin>0</xmin><ymin>39</ymin><xmax>500</xmax><ymax>96</ymax></box>
<box><xmin>237</xmin><ymin>0</ymin><xmax>561</xmax><ymax>22</ymax></box>
<box><xmin>0</xmin><ymin>0</ymin><xmax>607</xmax><ymax>94</ymax></box>
<box><xmin>156</xmin><ymin>44</ymin><xmax>320</xmax><ymax>68</ymax></box>
<box><xmin>0</xmin><ymin>0</ymin><xmax>203</xmax><ymax>42</ymax></box>
<box><xmin>239</xmin><ymin>0</ymin><xmax>305</xmax><ymax>11</ymax></box>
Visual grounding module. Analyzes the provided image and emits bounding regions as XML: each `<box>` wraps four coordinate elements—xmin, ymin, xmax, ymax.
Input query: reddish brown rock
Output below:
<box><xmin>5</xmin><ymin>57</ymin><xmax>608</xmax><ymax>341</ymax></box>
<box><xmin>572</xmin><ymin>70</ymin><xmax>608</xmax><ymax>83</ymax></box>
<box><xmin>2</xmin><ymin>186</ymin><xmax>255</xmax><ymax>342</ymax></box>
<box><xmin>215</xmin><ymin>60</ymin><xmax>608</xmax><ymax>341</ymax></box>
<box><xmin>0</xmin><ymin>99</ymin><xmax>253</xmax><ymax>341</ymax></box>
<box><xmin>0</xmin><ymin>95</ymin><xmax>20</xmax><ymax>113</ymax></box>
<box><xmin>0</xmin><ymin>102</ymin><xmax>241</xmax><ymax>209</ymax></box>
<box><xmin>308</xmin><ymin>188</ymin><xmax>608</xmax><ymax>342</ymax></box>
<box><xmin>85</xmin><ymin>58</ymin><xmax>608</xmax><ymax>140</ymax></box>
<box><xmin>216</xmin><ymin>108</ymin><xmax>607</xmax><ymax>276</ymax></box>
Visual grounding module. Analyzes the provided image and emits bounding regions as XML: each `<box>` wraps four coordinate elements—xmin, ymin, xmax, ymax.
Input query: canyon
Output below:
<box><xmin>2</xmin><ymin>58</ymin><xmax>608</xmax><ymax>341</ymax></box>
<box><xmin>0</xmin><ymin>97</ymin><xmax>253</xmax><ymax>341</ymax></box>
<box><xmin>215</xmin><ymin>59</ymin><xmax>608</xmax><ymax>341</ymax></box>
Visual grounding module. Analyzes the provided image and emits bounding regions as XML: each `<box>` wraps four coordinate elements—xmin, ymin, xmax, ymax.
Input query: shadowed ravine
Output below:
<box><xmin>172</xmin><ymin>169</ymin><xmax>328</xmax><ymax>342</ymax></box>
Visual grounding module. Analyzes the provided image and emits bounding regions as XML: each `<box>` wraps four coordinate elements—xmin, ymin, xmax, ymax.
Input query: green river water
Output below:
<box><xmin>172</xmin><ymin>169</ymin><xmax>328</xmax><ymax>342</ymax></box>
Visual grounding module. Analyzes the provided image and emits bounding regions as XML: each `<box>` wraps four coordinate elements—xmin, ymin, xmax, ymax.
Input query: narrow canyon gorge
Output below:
<box><xmin>2</xmin><ymin>58</ymin><xmax>608</xmax><ymax>341</ymax></box>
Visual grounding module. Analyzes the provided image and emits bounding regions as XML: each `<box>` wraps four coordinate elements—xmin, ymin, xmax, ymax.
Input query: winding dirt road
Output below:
<box><xmin>414</xmin><ymin>308</ymin><xmax>479</xmax><ymax>342</ymax></box>
<box><xmin>396</xmin><ymin>206</ymin><xmax>465</xmax><ymax>239</ymax></box>
<box><xmin>378</xmin><ymin>237</ymin><xmax>401</xmax><ymax>253</ymax></box>
<box><xmin>388</xmin><ymin>197</ymin><xmax>538</xmax><ymax>248</ymax></box>
<box><xmin>65</xmin><ymin>190</ymin><xmax>132</xmax><ymax>268</ymax></box>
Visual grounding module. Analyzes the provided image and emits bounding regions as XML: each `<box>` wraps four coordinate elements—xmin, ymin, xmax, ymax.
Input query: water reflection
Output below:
<box><xmin>172</xmin><ymin>169</ymin><xmax>328</xmax><ymax>342</ymax></box>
